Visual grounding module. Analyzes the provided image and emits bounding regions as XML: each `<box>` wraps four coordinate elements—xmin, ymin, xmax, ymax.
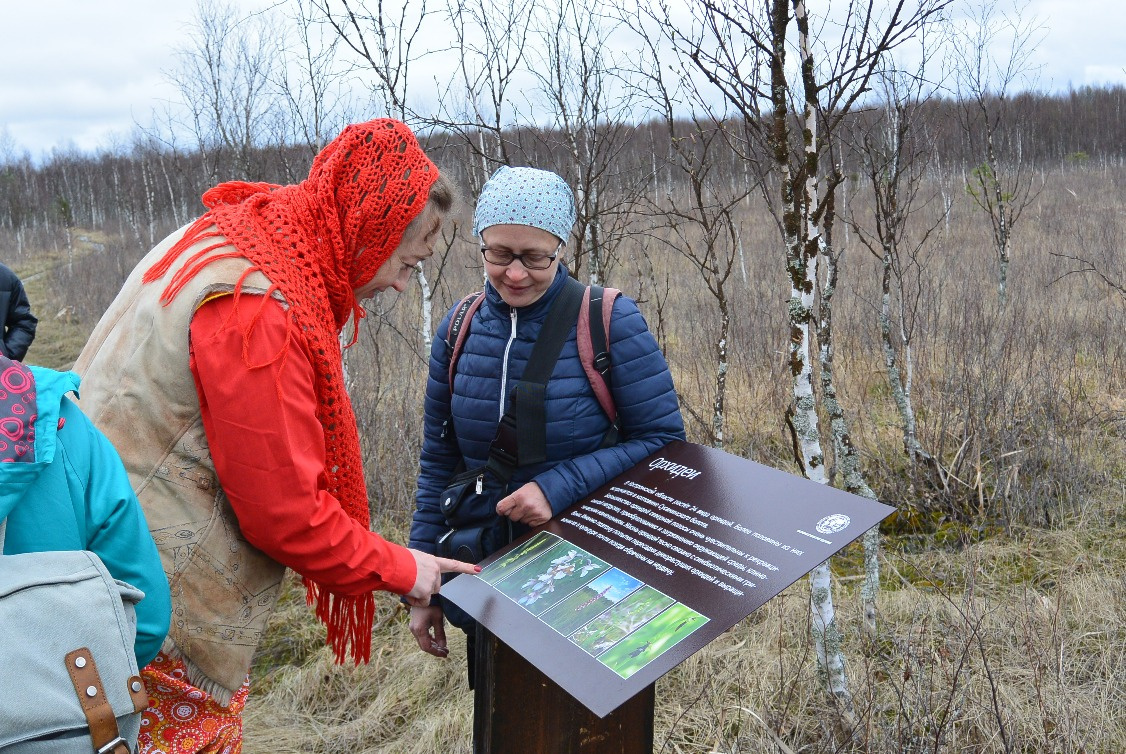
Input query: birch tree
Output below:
<box><xmin>311</xmin><ymin>0</ymin><xmax>447</xmax><ymax>349</ymax></box>
<box><xmin>414</xmin><ymin>0</ymin><xmax>531</xmax><ymax>340</ymax></box>
<box><xmin>169</xmin><ymin>0</ymin><xmax>282</xmax><ymax>182</ymax></box>
<box><xmin>628</xmin><ymin>26</ymin><xmax>747</xmax><ymax>447</ymax></box>
<box><xmin>649</xmin><ymin>0</ymin><xmax>947</xmax><ymax>717</ymax></box>
<box><xmin>847</xmin><ymin>58</ymin><xmax>946</xmax><ymax>492</ymax></box>
<box><xmin>950</xmin><ymin>0</ymin><xmax>1044</xmax><ymax>306</ymax></box>
<box><xmin>431</xmin><ymin>0</ymin><xmax>533</xmax><ymax>192</ymax></box>
<box><xmin>310</xmin><ymin>0</ymin><xmax>435</xmax><ymax>120</ymax></box>
<box><xmin>272</xmin><ymin>0</ymin><xmax>359</xmax><ymax>169</ymax></box>
<box><xmin>526</xmin><ymin>0</ymin><xmax>645</xmax><ymax>285</ymax></box>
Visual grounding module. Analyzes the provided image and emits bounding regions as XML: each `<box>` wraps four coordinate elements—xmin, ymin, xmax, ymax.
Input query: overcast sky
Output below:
<box><xmin>2</xmin><ymin>0</ymin><xmax>1124</xmax><ymax>160</ymax></box>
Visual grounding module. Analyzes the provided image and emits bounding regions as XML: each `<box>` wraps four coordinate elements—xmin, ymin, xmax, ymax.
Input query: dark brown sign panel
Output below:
<box><xmin>442</xmin><ymin>440</ymin><xmax>895</xmax><ymax>717</ymax></box>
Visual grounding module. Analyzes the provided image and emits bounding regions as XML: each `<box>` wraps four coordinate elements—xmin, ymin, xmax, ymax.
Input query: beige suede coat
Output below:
<box><xmin>75</xmin><ymin>224</ymin><xmax>287</xmax><ymax>706</ymax></box>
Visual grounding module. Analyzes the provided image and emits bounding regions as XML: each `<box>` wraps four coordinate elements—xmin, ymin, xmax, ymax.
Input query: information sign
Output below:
<box><xmin>443</xmin><ymin>441</ymin><xmax>895</xmax><ymax>717</ymax></box>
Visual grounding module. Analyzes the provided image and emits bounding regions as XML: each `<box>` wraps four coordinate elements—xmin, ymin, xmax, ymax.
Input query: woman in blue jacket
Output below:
<box><xmin>0</xmin><ymin>354</ymin><xmax>170</xmax><ymax>668</ymax></box>
<box><xmin>408</xmin><ymin>166</ymin><xmax>685</xmax><ymax>670</ymax></box>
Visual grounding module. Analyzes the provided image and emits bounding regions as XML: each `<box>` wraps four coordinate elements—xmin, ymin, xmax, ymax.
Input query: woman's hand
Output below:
<box><xmin>496</xmin><ymin>482</ymin><xmax>552</xmax><ymax>526</ymax></box>
<box><xmin>405</xmin><ymin>549</ymin><xmax>479</xmax><ymax>607</ymax></box>
<box><xmin>410</xmin><ymin>605</ymin><xmax>450</xmax><ymax>657</ymax></box>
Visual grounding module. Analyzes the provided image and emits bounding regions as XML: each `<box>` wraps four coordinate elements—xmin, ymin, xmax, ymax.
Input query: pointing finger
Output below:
<box><xmin>436</xmin><ymin>557</ymin><xmax>482</xmax><ymax>575</ymax></box>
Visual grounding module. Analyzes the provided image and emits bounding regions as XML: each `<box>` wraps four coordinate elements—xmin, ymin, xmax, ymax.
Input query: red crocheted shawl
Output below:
<box><xmin>143</xmin><ymin>119</ymin><xmax>438</xmax><ymax>665</ymax></box>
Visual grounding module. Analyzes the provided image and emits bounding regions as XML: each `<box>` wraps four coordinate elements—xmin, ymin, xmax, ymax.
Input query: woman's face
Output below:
<box><xmin>480</xmin><ymin>224</ymin><xmax>562</xmax><ymax>308</ymax></box>
<box><xmin>353</xmin><ymin>211</ymin><xmax>442</xmax><ymax>300</ymax></box>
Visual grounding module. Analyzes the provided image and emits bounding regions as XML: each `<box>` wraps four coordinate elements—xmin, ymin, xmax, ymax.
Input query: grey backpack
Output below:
<box><xmin>0</xmin><ymin>521</ymin><xmax>148</xmax><ymax>753</ymax></box>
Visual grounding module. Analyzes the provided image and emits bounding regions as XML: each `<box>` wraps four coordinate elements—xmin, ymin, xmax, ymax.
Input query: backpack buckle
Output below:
<box><xmin>489</xmin><ymin>446</ymin><xmax>519</xmax><ymax>468</ymax></box>
<box><xmin>491</xmin><ymin>412</ymin><xmax>519</xmax><ymax>465</ymax></box>
<box><xmin>593</xmin><ymin>351</ymin><xmax>611</xmax><ymax>374</ymax></box>
<box><xmin>97</xmin><ymin>737</ymin><xmax>128</xmax><ymax>754</ymax></box>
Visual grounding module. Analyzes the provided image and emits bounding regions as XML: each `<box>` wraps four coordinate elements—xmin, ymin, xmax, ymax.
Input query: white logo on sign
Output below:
<box><xmin>815</xmin><ymin>514</ymin><xmax>850</xmax><ymax>535</ymax></box>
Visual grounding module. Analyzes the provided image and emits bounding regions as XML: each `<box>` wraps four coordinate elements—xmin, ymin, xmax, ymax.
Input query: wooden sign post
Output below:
<box><xmin>473</xmin><ymin>626</ymin><xmax>654</xmax><ymax>754</ymax></box>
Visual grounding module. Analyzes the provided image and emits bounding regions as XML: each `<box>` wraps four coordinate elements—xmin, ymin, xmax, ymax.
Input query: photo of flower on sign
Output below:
<box><xmin>478</xmin><ymin>531</ymin><xmax>708</xmax><ymax>679</ymax></box>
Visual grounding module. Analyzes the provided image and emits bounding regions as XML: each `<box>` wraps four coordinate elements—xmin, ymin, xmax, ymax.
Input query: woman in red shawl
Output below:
<box><xmin>74</xmin><ymin>119</ymin><xmax>477</xmax><ymax>753</ymax></box>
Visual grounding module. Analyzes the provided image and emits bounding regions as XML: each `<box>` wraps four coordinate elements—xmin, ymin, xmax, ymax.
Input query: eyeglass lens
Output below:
<box><xmin>481</xmin><ymin>247</ymin><xmax>557</xmax><ymax>270</ymax></box>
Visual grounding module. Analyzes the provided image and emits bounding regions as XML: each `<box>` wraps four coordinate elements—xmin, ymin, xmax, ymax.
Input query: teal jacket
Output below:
<box><xmin>0</xmin><ymin>363</ymin><xmax>171</xmax><ymax>667</ymax></box>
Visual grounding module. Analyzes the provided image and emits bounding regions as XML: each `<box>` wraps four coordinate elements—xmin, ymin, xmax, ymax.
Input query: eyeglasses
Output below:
<box><xmin>480</xmin><ymin>241</ymin><xmax>562</xmax><ymax>271</ymax></box>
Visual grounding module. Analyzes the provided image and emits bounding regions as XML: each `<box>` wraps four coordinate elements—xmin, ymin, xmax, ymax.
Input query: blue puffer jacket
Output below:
<box><xmin>410</xmin><ymin>265</ymin><xmax>685</xmax><ymax>560</ymax></box>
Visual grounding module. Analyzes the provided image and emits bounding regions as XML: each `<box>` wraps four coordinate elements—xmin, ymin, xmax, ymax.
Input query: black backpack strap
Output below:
<box><xmin>488</xmin><ymin>276</ymin><xmax>586</xmax><ymax>479</ymax></box>
<box><xmin>588</xmin><ymin>285</ymin><xmax>610</xmax><ymax>377</ymax></box>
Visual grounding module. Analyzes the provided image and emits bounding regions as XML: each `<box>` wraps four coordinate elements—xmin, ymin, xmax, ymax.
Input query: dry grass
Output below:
<box><xmin>243</xmin><ymin>578</ymin><xmax>474</xmax><ymax>754</ymax></box>
<box><xmin>12</xmin><ymin>229</ymin><xmax>118</xmax><ymax>370</ymax></box>
<box><xmin>241</xmin><ymin>496</ymin><xmax>1126</xmax><ymax>753</ymax></box>
<box><xmin>12</xmin><ymin>161</ymin><xmax>1126</xmax><ymax>752</ymax></box>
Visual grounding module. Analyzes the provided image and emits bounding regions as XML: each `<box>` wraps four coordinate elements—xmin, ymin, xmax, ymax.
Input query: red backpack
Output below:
<box><xmin>444</xmin><ymin>279</ymin><xmax>620</xmax><ymax>432</ymax></box>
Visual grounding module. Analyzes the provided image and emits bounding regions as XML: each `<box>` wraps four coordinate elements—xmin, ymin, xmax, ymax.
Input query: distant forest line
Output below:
<box><xmin>3</xmin><ymin>85</ymin><xmax>1126</xmax><ymax>248</ymax></box>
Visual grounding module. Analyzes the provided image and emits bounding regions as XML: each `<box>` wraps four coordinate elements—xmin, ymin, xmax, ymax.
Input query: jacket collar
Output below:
<box><xmin>483</xmin><ymin>264</ymin><xmax>571</xmax><ymax>319</ymax></box>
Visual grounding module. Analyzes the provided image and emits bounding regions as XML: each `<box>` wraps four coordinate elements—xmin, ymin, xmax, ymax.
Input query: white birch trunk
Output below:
<box><xmin>786</xmin><ymin>173</ymin><xmax>855</xmax><ymax>708</ymax></box>
<box><xmin>417</xmin><ymin>265</ymin><xmax>433</xmax><ymax>351</ymax></box>
<box><xmin>588</xmin><ymin>179</ymin><xmax>602</xmax><ymax>286</ymax></box>
<box><xmin>793</xmin><ymin>0</ymin><xmax>852</xmax><ymax>710</ymax></box>
<box><xmin>339</xmin><ymin>322</ymin><xmax>355</xmax><ymax>394</ymax></box>
<box><xmin>881</xmin><ymin>254</ymin><xmax>923</xmax><ymax>461</ymax></box>
<box><xmin>736</xmin><ymin>226</ymin><xmax>748</xmax><ymax>286</ymax></box>
<box><xmin>476</xmin><ymin>130</ymin><xmax>489</xmax><ymax>190</ymax></box>
<box><xmin>998</xmin><ymin>230</ymin><xmax>1010</xmax><ymax>305</ymax></box>
<box><xmin>820</xmin><ymin>246</ymin><xmax>880</xmax><ymax>637</ymax></box>
<box><xmin>142</xmin><ymin>160</ymin><xmax>156</xmax><ymax>249</ymax></box>
<box><xmin>712</xmin><ymin>302</ymin><xmax>729</xmax><ymax>450</ymax></box>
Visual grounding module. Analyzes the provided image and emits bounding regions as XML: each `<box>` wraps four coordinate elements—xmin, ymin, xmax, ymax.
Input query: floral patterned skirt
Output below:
<box><xmin>138</xmin><ymin>653</ymin><xmax>251</xmax><ymax>754</ymax></box>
